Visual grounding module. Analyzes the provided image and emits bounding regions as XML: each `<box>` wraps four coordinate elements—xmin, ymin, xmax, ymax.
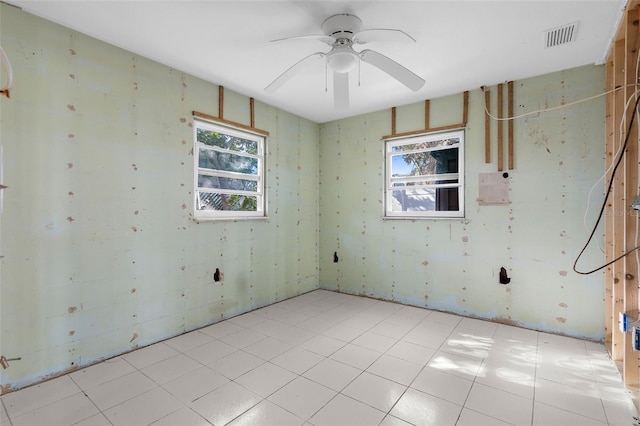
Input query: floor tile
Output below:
<box><xmin>309</xmin><ymin>394</ymin><xmax>385</xmax><ymax>426</ymax></box>
<box><xmin>410</xmin><ymin>366</ymin><xmax>473</xmax><ymax>405</ymax></box>
<box><xmin>271</xmin><ymin>346</ymin><xmax>324</xmax><ymax>374</ymax></box>
<box><xmin>208</xmin><ymin>350</ymin><xmax>265</xmax><ymax>379</ymax></box>
<box><xmin>220</xmin><ymin>328</ymin><xmax>266</xmax><ymax>349</ymax></box>
<box><xmin>299</xmin><ymin>334</ymin><xmax>345</xmax><ymax>357</ymax></box>
<box><xmin>268</xmin><ymin>376</ymin><xmax>336</xmax><ymax>420</ymax></box>
<box><xmin>242</xmin><ymin>336</ymin><xmax>292</xmax><ymax>361</ymax></box>
<box><xmin>228</xmin><ymin>312</ymin><xmax>265</xmax><ymax>328</ymax></box>
<box><xmin>379</xmin><ymin>414</ymin><xmax>414</xmax><ymax>426</ymax></box>
<box><xmin>151</xmin><ymin>406</ymin><xmax>211</xmax><ymax>425</ymax></box>
<box><xmin>122</xmin><ymin>342</ymin><xmax>180</xmax><ymax>370</ymax></box>
<box><xmin>164</xmin><ymin>330</ymin><xmax>214</xmax><ymax>352</ymax></box>
<box><xmin>322</xmin><ymin>324</ymin><xmax>363</xmax><ymax>342</ymax></box>
<box><xmin>84</xmin><ymin>371</ymin><xmax>156</xmax><ymax>411</ymax></box>
<box><xmin>330</xmin><ymin>343</ymin><xmax>381</xmax><ymax>370</ymax></box>
<box><xmin>475</xmin><ymin>359</ymin><xmax>535</xmax><ymax>399</ymax></box>
<box><xmin>235</xmin><ymin>362</ymin><xmax>297</xmax><ymax>397</ymax></box>
<box><xmin>11</xmin><ymin>392</ymin><xmax>98</xmax><ymax>426</ymax></box>
<box><xmin>456</xmin><ymin>408</ymin><xmax>513</xmax><ymax>426</ymax></box>
<box><xmin>2</xmin><ymin>375</ymin><xmax>81</xmax><ymax>419</ymax></box>
<box><xmin>141</xmin><ymin>353</ymin><xmax>202</xmax><ymax>385</ymax></box>
<box><xmin>386</xmin><ymin>340</ymin><xmax>436</xmax><ymax>366</ymax></box>
<box><xmin>271</xmin><ymin>325</ymin><xmax>315</xmax><ymax>346</ymax></box>
<box><xmin>366</xmin><ymin>353</ymin><xmax>423</xmax><ymax>385</ymax></box>
<box><xmin>70</xmin><ymin>356</ymin><xmax>136</xmax><ymax>390</ymax></box>
<box><xmin>199</xmin><ymin>320</ymin><xmax>244</xmax><ymax>339</ymax></box>
<box><xmin>74</xmin><ymin>412</ymin><xmax>113</xmax><ymax>426</ymax></box>
<box><xmin>103</xmin><ymin>387</ymin><xmax>182</xmax><ymax>426</ymax></box>
<box><xmin>162</xmin><ymin>365</ymin><xmax>230</xmax><ymax>403</ymax></box>
<box><xmin>184</xmin><ymin>339</ymin><xmax>237</xmax><ymax>364</ymax></box>
<box><xmin>342</xmin><ymin>371</ymin><xmax>406</xmax><ymax>412</ymax></box>
<box><xmin>533</xmin><ymin>401</ymin><xmax>607</xmax><ymax>426</ymax></box>
<box><xmin>465</xmin><ymin>382</ymin><xmax>533</xmax><ymax>425</ymax></box>
<box><xmin>534</xmin><ymin>377</ymin><xmax>607</xmax><ymax>423</ymax></box>
<box><xmin>228</xmin><ymin>400</ymin><xmax>304</xmax><ymax>426</ymax></box>
<box><xmin>428</xmin><ymin>350</ymin><xmax>483</xmax><ymax>380</ymax></box>
<box><xmin>352</xmin><ymin>331</ymin><xmax>397</xmax><ymax>353</ymax></box>
<box><xmin>302</xmin><ymin>358</ymin><xmax>362</xmax><ymax>391</ymax></box>
<box><xmin>190</xmin><ymin>381</ymin><xmax>261</xmax><ymax>425</ymax></box>
<box><xmin>390</xmin><ymin>387</ymin><xmax>462</xmax><ymax>426</ymax></box>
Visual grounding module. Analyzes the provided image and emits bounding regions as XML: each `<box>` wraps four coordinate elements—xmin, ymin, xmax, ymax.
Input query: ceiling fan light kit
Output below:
<box><xmin>265</xmin><ymin>13</ymin><xmax>425</xmax><ymax>109</ymax></box>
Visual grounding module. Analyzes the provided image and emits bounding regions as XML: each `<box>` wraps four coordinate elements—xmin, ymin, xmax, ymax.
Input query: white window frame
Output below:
<box><xmin>385</xmin><ymin>129</ymin><xmax>464</xmax><ymax>219</ymax></box>
<box><xmin>193</xmin><ymin>119</ymin><xmax>266</xmax><ymax>220</ymax></box>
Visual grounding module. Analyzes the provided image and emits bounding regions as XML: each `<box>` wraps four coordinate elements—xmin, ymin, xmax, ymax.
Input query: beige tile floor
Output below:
<box><xmin>1</xmin><ymin>289</ymin><xmax>638</xmax><ymax>425</ymax></box>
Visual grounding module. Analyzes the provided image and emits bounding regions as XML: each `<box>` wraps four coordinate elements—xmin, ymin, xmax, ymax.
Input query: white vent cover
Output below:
<box><xmin>545</xmin><ymin>22</ymin><xmax>579</xmax><ymax>48</ymax></box>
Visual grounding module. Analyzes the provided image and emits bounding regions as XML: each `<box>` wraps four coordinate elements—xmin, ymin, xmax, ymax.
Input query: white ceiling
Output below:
<box><xmin>6</xmin><ymin>0</ymin><xmax>627</xmax><ymax>123</ymax></box>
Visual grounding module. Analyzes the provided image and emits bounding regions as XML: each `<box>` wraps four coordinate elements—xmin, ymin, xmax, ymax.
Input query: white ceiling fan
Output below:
<box><xmin>265</xmin><ymin>14</ymin><xmax>425</xmax><ymax>109</ymax></box>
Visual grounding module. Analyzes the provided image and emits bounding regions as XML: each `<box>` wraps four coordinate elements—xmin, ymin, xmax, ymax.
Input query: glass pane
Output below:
<box><xmin>197</xmin><ymin>128</ymin><xmax>258</xmax><ymax>154</ymax></box>
<box><xmin>197</xmin><ymin>192</ymin><xmax>258</xmax><ymax>212</ymax></box>
<box><xmin>199</xmin><ymin>148</ymin><xmax>258</xmax><ymax>175</ymax></box>
<box><xmin>198</xmin><ymin>175</ymin><xmax>258</xmax><ymax>192</ymax></box>
<box><xmin>392</xmin><ymin>178</ymin><xmax>458</xmax><ymax>187</ymax></box>
<box><xmin>391</xmin><ymin>137</ymin><xmax>459</xmax><ymax>153</ymax></box>
<box><xmin>391</xmin><ymin>147</ymin><xmax>458</xmax><ymax>177</ymax></box>
<box><xmin>390</xmin><ymin>187</ymin><xmax>459</xmax><ymax>212</ymax></box>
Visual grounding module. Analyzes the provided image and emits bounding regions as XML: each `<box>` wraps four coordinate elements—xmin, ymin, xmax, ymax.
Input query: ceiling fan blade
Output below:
<box><xmin>334</xmin><ymin>71</ymin><xmax>349</xmax><ymax>110</ymax></box>
<box><xmin>359</xmin><ymin>49</ymin><xmax>425</xmax><ymax>91</ymax></box>
<box><xmin>270</xmin><ymin>34</ymin><xmax>335</xmax><ymax>45</ymax></box>
<box><xmin>353</xmin><ymin>29</ymin><xmax>416</xmax><ymax>44</ymax></box>
<box><xmin>265</xmin><ymin>52</ymin><xmax>325</xmax><ymax>93</ymax></box>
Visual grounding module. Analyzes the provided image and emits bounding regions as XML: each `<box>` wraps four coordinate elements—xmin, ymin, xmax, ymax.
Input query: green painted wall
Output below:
<box><xmin>0</xmin><ymin>5</ymin><xmax>319</xmax><ymax>391</ymax></box>
<box><xmin>319</xmin><ymin>65</ymin><xmax>606</xmax><ymax>341</ymax></box>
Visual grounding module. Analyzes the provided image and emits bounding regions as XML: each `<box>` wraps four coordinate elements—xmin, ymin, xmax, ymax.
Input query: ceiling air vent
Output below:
<box><xmin>545</xmin><ymin>22</ymin><xmax>579</xmax><ymax>48</ymax></box>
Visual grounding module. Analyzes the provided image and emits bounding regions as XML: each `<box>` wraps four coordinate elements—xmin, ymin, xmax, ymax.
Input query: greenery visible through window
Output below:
<box><xmin>194</xmin><ymin>119</ymin><xmax>265</xmax><ymax>219</ymax></box>
<box><xmin>385</xmin><ymin>129</ymin><xmax>464</xmax><ymax>218</ymax></box>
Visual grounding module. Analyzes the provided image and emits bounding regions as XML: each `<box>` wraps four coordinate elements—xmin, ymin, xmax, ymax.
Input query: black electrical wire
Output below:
<box><xmin>573</xmin><ymin>94</ymin><xmax>640</xmax><ymax>275</ymax></box>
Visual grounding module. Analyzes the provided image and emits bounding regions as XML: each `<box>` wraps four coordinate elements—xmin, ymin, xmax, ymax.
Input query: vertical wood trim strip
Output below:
<box><xmin>218</xmin><ymin>86</ymin><xmax>224</xmax><ymax>119</ymax></box>
<box><xmin>424</xmin><ymin>100</ymin><xmax>430</xmax><ymax>130</ymax></box>
<box><xmin>497</xmin><ymin>84</ymin><xmax>504</xmax><ymax>171</ymax></box>
<box><xmin>507</xmin><ymin>82</ymin><xmax>514</xmax><ymax>169</ymax></box>
<box><xmin>391</xmin><ymin>107</ymin><xmax>396</xmax><ymax>135</ymax></box>
<box><xmin>250</xmin><ymin>97</ymin><xmax>255</xmax><ymax>128</ymax></box>
<box><xmin>462</xmin><ymin>91</ymin><xmax>469</xmax><ymax>125</ymax></box>
<box><xmin>484</xmin><ymin>89</ymin><xmax>491</xmax><ymax>163</ymax></box>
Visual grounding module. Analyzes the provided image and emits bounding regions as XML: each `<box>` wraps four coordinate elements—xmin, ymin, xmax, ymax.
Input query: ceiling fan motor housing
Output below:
<box><xmin>322</xmin><ymin>14</ymin><xmax>363</xmax><ymax>39</ymax></box>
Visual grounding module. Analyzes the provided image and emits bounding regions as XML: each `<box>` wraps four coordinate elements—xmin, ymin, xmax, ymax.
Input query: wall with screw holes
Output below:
<box><xmin>0</xmin><ymin>5</ymin><xmax>320</xmax><ymax>392</ymax></box>
<box><xmin>319</xmin><ymin>65</ymin><xmax>606</xmax><ymax>340</ymax></box>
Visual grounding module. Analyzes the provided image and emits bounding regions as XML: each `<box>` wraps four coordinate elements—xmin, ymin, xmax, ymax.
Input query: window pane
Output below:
<box><xmin>391</xmin><ymin>147</ymin><xmax>458</xmax><ymax>177</ymax></box>
<box><xmin>391</xmin><ymin>137</ymin><xmax>459</xmax><ymax>153</ymax></box>
<box><xmin>199</xmin><ymin>148</ymin><xmax>258</xmax><ymax>175</ymax></box>
<box><xmin>197</xmin><ymin>129</ymin><xmax>258</xmax><ymax>154</ymax></box>
<box><xmin>197</xmin><ymin>192</ymin><xmax>258</xmax><ymax>212</ymax></box>
<box><xmin>390</xmin><ymin>187</ymin><xmax>459</xmax><ymax>212</ymax></box>
<box><xmin>198</xmin><ymin>175</ymin><xmax>258</xmax><ymax>192</ymax></box>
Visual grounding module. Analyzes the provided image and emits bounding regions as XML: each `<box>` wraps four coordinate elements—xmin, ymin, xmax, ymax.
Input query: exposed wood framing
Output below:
<box><xmin>485</xmin><ymin>89</ymin><xmax>491</xmax><ymax>163</ymax></box>
<box><xmin>424</xmin><ymin>100</ymin><xmax>430</xmax><ymax>130</ymax></box>
<box><xmin>605</xmin><ymin>0</ymin><xmax>640</xmax><ymax>408</ymax></box>
<box><xmin>383</xmin><ymin>91</ymin><xmax>469</xmax><ymax>140</ymax></box>
<box><xmin>250</xmin><ymin>97</ymin><xmax>255</xmax><ymax>128</ymax></box>
<box><xmin>508</xmin><ymin>81</ymin><xmax>514</xmax><ymax>170</ymax></box>
<box><xmin>391</xmin><ymin>107</ymin><xmax>396</xmax><ymax>135</ymax></box>
<box><xmin>192</xmin><ymin>110</ymin><xmax>269</xmax><ymax>137</ymax></box>
<box><xmin>218</xmin><ymin>86</ymin><xmax>224</xmax><ymax>119</ymax></box>
<box><xmin>497</xmin><ymin>83</ymin><xmax>504</xmax><ymax>172</ymax></box>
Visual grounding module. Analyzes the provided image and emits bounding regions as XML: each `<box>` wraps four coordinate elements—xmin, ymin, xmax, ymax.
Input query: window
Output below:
<box><xmin>385</xmin><ymin>129</ymin><xmax>464</xmax><ymax>218</ymax></box>
<box><xmin>194</xmin><ymin>119</ymin><xmax>265</xmax><ymax>220</ymax></box>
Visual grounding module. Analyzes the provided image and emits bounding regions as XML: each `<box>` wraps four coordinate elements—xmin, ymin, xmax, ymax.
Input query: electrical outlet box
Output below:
<box><xmin>633</xmin><ymin>327</ymin><xmax>640</xmax><ymax>351</ymax></box>
<box><xmin>620</xmin><ymin>312</ymin><xmax>628</xmax><ymax>333</ymax></box>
